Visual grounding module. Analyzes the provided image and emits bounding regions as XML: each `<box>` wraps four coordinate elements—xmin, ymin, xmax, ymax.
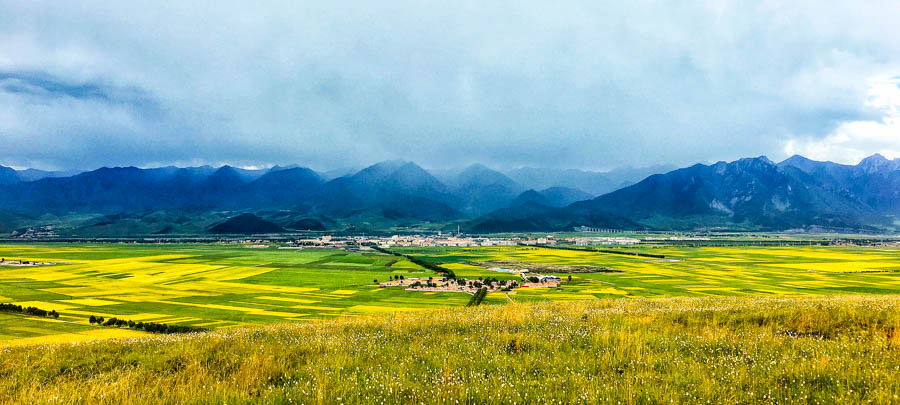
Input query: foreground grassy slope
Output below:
<box><xmin>3</xmin><ymin>295</ymin><xmax>899</xmax><ymax>404</ymax></box>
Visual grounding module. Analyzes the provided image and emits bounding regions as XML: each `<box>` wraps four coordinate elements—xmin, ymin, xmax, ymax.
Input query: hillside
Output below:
<box><xmin>2</xmin><ymin>296</ymin><xmax>898</xmax><ymax>403</ymax></box>
<box><xmin>577</xmin><ymin>156</ymin><xmax>896</xmax><ymax>231</ymax></box>
<box><xmin>208</xmin><ymin>213</ymin><xmax>285</xmax><ymax>234</ymax></box>
<box><xmin>476</xmin><ymin>155</ymin><xmax>900</xmax><ymax>232</ymax></box>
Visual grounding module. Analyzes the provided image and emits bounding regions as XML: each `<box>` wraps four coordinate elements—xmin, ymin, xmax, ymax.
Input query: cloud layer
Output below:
<box><xmin>785</xmin><ymin>78</ymin><xmax>900</xmax><ymax>163</ymax></box>
<box><xmin>1</xmin><ymin>1</ymin><xmax>899</xmax><ymax>170</ymax></box>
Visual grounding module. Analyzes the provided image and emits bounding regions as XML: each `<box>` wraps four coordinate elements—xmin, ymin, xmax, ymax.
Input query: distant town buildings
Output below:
<box><xmin>574</xmin><ymin>237</ymin><xmax>640</xmax><ymax>246</ymax></box>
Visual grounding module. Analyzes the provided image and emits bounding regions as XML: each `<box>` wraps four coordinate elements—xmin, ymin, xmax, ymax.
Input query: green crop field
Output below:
<box><xmin>0</xmin><ymin>243</ymin><xmax>464</xmax><ymax>345</ymax></box>
<box><xmin>2</xmin><ymin>242</ymin><xmax>900</xmax><ymax>346</ymax></box>
<box><xmin>398</xmin><ymin>244</ymin><xmax>900</xmax><ymax>304</ymax></box>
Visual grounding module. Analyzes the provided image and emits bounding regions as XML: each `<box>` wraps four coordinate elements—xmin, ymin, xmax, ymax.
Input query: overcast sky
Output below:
<box><xmin>2</xmin><ymin>1</ymin><xmax>900</xmax><ymax>171</ymax></box>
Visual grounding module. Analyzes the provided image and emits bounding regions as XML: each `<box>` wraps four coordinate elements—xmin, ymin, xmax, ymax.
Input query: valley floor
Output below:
<box><xmin>3</xmin><ymin>242</ymin><xmax>900</xmax><ymax>346</ymax></box>
<box><xmin>2</xmin><ymin>295</ymin><xmax>899</xmax><ymax>404</ymax></box>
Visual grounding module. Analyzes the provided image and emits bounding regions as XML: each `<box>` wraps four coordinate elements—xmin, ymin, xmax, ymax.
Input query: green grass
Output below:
<box><xmin>1</xmin><ymin>295</ymin><xmax>898</xmax><ymax>403</ymax></box>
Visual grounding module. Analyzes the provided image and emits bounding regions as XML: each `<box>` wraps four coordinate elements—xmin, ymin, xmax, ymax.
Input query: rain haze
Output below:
<box><xmin>2</xmin><ymin>1</ymin><xmax>900</xmax><ymax>171</ymax></box>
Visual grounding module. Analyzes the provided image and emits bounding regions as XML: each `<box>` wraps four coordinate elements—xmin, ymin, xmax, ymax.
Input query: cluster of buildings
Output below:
<box><xmin>643</xmin><ymin>236</ymin><xmax>712</xmax><ymax>241</ymax></box>
<box><xmin>373</xmin><ymin>235</ymin><xmax>520</xmax><ymax>248</ymax></box>
<box><xmin>573</xmin><ymin>236</ymin><xmax>641</xmax><ymax>246</ymax></box>
<box><xmin>267</xmin><ymin>233</ymin><xmax>652</xmax><ymax>249</ymax></box>
<box><xmin>9</xmin><ymin>226</ymin><xmax>59</xmax><ymax>239</ymax></box>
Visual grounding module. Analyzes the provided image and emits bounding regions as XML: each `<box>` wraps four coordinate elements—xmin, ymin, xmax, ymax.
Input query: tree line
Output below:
<box><xmin>89</xmin><ymin>315</ymin><xmax>208</xmax><ymax>334</ymax></box>
<box><xmin>371</xmin><ymin>246</ymin><xmax>457</xmax><ymax>278</ymax></box>
<box><xmin>466</xmin><ymin>287</ymin><xmax>488</xmax><ymax>306</ymax></box>
<box><xmin>540</xmin><ymin>244</ymin><xmax>665</xmax><ymax>259</ymax></box>
<box><xmin>0</xmin><ymin>303</ymin><xmax>59</xmax><ymax>319</ymax></box>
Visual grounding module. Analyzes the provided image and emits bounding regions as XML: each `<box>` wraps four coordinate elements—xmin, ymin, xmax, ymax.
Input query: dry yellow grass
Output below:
<box><xmin>1</xmin><ymin>295</ymin><xmax>899</xmax><ymax>404</ymax></box>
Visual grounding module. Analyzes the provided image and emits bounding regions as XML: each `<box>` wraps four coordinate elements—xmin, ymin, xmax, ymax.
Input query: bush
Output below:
<box><xmin>3</xmin><ymin>303</ymin><xmax>60</xmax><ymax>319</ymax></box>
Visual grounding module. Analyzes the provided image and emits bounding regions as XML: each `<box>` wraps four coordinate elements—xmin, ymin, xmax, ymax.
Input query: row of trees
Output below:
<box><xmin>541</xmin><ymin>244</ymin><xmax>665</xmax><ymax>259</ymax></box>
<box><xmin>409</xmin><ymin>280</ymin><xmax>439</xmax><ymax>288</ymax></box>
<box><xmin>375</xmin><ymin>275</ymin><xmax>408</xmax><ymax>284</ymax></box>
<box><xmin>89</xmin><ymin>315</ymin><xmax>207</xmax><ymax>334</ymax></box>
<box><xmin>466</xmin><ymin>287</ymin><xmax>488</xmax><ymax>306</ymax></box>
<box><xmin>0</xmin><ymin>303</ymin><xmax>59</xmax><ymax>318</ymax></box>
<box><xmin>371</xmin><ymin>246</ymin><xmax>457</xmax><ymax>279</ymax></box>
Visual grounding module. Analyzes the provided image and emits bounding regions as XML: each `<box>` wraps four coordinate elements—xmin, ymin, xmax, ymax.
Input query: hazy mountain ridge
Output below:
<box><xmin>1</xmin><ymin>155</ymin><xmax>897</xmax><ymax>234</ymax></box>
<box><xmin>474</xmin><ymin>154</ymin><xmax>900</xmax><ymax>232</ymax></box>
<box><xmin>505</xmin><ymin>164</ymin><xmax>676</xmax><ymax>195</ymax></box>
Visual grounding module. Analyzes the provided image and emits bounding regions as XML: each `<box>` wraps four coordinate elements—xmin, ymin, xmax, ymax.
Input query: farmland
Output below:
<box><xmin>2</xmin><ymin>242</ymin><xmax>900</xmax><ymax>346</ymax></box>
<box><xmin>400</xmin><ymin>244</ymin><xmax>900</xmax><ymax>304</ymax></box>
<box><xmin>0</xmin><ymin>243</ymin><xmax>461</xmax><ymax>345</ymax></box>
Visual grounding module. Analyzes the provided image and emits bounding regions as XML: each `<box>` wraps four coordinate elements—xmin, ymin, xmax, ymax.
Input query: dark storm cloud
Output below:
<box><xmin>1</xmin><ymin>1</ymin><xmax>900</xmax><ymax>170</ymax></box>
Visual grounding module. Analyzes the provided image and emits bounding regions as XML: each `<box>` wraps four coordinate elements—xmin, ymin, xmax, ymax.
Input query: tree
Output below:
<box><xmin>567</xmin><ymin>275</ymin><xmax>573</xmax><ymax>282</ymax></box>
<box><xmin>89</xmin><ymin>315</ymin><xmax>97</xmax><ymax>324</ymax></box>
<box><xmin>374</xmin><ymin>279</ymin><xmax>379</xmax><ymax>284</ymax></box>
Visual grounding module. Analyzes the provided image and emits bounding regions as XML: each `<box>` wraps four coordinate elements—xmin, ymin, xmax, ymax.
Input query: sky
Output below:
<box><xmin>1</xmin><ymin>1</ymin><xmax>900</xmax><ymax>172</ymax></box>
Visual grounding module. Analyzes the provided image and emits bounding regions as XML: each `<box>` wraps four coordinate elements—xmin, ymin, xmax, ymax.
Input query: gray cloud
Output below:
<box><xmin>1</xmin><ymin>1</ymin><xmax>899</xmax><ymax>171</ymax></box>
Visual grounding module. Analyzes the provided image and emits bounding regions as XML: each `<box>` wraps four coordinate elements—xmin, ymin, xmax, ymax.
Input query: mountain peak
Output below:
<box><xmin>511</xmin><ymin>189</ymin><xmax>550</xmax><ymax>207</ymax></box>
<box><xmin>778</xmin><ymin>154</ymin><xmax>823</xmax><ymax>173</ymax></box>
<box><xmin>780</xmin><ymin>154</ymin><xmax>814</xmax><ymax>165</ymax></box>
<box><xmin>739</xmin><ymin>156</ymin><xmax>774</xmax><ymax>165</ymax></box>
<box><xmin>858</xmin><ymin>154</ymin><xmax>899</xmax><ymax>173</ymax></box>
<box><xmin>353</xmin><ymin>160</ymin><xmax>411</xmax><ymax>182</ymax></box>
<box><xmin>456</xmin><ymin>164</ymin><xmax>518</xmax><ymax>189</ymax></box>
<box><xmin>862</xmin><ymin>153</ymin><xmax>888</xmax><ymax>163</ymax></box>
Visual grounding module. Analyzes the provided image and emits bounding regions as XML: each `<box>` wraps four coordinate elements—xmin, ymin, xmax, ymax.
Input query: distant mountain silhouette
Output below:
<box><xmin>505</xmin><ymin>165</ymin><xmax>674</xmax><ymax>195</ymax></box>
<box><xmin>0</xmin><ymin>165</ymin><xmax>81</xmax><ymax>185</ymax></box>
<box><xmin>511</xmin><ymin>187</ymin><xmax>593</xmax><ymax>208</ymax></box>
<box><xmin>449</xmin><ymin>164</ymin><xmax>523</xmax><ymax>215</ymax></box>
<box><xmin>506</xmin><ymin>167</ymin><xmax>616</xmax><ymax>195</ymax></box>
<box><xmin>1</xmin><ymin>155</ymin><xmax>898</xmax><ymax>234</ymax></box>
<box><xmin>476</xmin><ymin>155</ymin><xmax>900</xmax><ymax>232</ymax></box>
<box><xmin>536</xmin><ymin>187</ymin><xmax>594</xmax><ymax>207</ymax></box>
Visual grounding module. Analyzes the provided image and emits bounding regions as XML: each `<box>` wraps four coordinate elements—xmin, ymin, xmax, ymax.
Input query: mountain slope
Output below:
<box><xmin>450</xmin><ymin>164</ymin><xmax>523</xmax><ymax>215</ymax></box>
<box><xmin>208</xmin><ymin>213</ymin><xmax>284</xmax><ymax>234</ymax></box>
<box><xmin>316</xmin><ymin>161</ymin><xmax>460</xmax><ymax>220</ymax></box>
<box><xmin>0</xmin><ymin>165</ymin><xmax>18</xmax><ymax>186</ymax></box>
<box><xmin>506</xmin><ymin>167</ymin><xmax>616</xmax><ymax>195</ymax></box>
<box><xmin>566</xmin><ymin>156</ymin><xmax>891</xmax><ymax>231</ymax></box>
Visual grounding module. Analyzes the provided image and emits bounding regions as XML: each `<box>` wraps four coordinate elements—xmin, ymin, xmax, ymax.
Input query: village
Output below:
<box><xmin>377</xmin><ymin>271</ymin><xmax>566</xmax><ymax>295</ymax></box>
<box><xmin>277</xmin><ymin>233</ymin><xmax>643</xmax><ymax>249</ymax></box>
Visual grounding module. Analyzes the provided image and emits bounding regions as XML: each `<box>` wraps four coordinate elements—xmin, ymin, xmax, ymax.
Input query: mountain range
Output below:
<box><xmin>0</xmin><ymin>154</ymin><xmax>897</xmax><ymax>235</ymax></box>
<box><xmin>472</xmin><ymin>154</ymin><xmax>900</xmax><ymax>233</ymax></box>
